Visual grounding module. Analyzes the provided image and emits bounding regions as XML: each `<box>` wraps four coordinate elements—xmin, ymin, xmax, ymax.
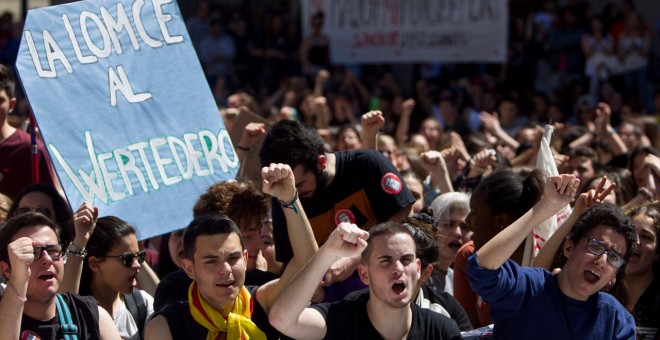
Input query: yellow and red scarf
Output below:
<box><xmin>188</xmin><ymin>281</ymin><xmax>266</xmax><ymax>340</ymax></box>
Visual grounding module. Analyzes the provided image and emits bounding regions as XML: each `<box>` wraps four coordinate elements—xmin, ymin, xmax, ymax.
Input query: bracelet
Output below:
<box><xmin>277</xmin><ymin>189</ymin><xmax>299</xmax><ymax>214</ymax></box>
<box><xmin>235</xmin><ymin>145</ymin><xmax>251</xmax><ymax>152</ymax></box>
<box><xmin>66</xmin><ymin>242</ymin><xmax>87</xmax><ymax>259</ymax></box>
<box><xmin>7</xmin><ymin>281</ymin><xmax>27</xmax><ymax>302</ymax></box>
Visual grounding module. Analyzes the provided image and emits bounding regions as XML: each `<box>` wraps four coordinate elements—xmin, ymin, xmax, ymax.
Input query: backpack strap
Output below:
<box><xmin>124</xmin><ymin>288</ymin><xmax>147</xmax><ymax>339</ymax></box>
<box><xmin>55</xmin><ymin>294</ymin><xmax>79</xmax><ymax>340</ymax></box>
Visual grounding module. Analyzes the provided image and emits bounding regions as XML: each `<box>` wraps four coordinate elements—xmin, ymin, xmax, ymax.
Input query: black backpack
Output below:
<box><xmin>124</xmin><ymin>288</ymin><xmax>147</xmax><ymax>339</ymax></box>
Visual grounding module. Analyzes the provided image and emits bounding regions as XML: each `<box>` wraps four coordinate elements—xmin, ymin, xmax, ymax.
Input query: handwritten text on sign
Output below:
<box><xmin>16</xmin><ymin>0</ymin><xmax>238</xmax><ymax>239</ymax></box>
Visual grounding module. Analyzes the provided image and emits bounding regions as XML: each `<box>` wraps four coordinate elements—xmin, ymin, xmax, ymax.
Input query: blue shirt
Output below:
<box><xmin>466</xmin><ymin>254</ymin><xmax>636</xmax><ymax>340</ymax></box>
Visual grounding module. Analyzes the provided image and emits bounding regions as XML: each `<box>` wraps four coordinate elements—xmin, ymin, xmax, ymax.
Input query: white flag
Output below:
<box><xmin>522</xmin><ymin>125</ymin><xmax>572</xmax><ymax>266</ymax></box>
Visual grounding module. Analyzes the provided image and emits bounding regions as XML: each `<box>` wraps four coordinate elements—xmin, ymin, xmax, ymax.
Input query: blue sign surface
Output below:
<box><xmin>15</xmin><ymin>0</ymin><xmax>239</xmax><ymax>239</ymax></box>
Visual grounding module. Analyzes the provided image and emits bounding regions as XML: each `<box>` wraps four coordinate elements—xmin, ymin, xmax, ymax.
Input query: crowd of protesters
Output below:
<box><xmin>1</xmin><ymin>0</ymin><xmax>660</xmax><ymax>339</ymax></box>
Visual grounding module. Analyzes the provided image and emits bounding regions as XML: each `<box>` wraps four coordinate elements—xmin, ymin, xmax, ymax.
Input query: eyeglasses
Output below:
<box><xmin>105</xmin><ymin>250</ymin><xmax>148</xmax><ymax>268</ymax></box>
<box><xmin>15</xmin><ymin>206</ymin><xmax>53</xmax><ymax>218</ymax></box>
<box><xmin>584</xmin><ymin>237</ymin><xmax>626</xmax><ymax>268</ymax></box>
<box><xmin>33</xmin><ymin>244</ymin><xmax>65</xmax><ymax>261</ymax></box>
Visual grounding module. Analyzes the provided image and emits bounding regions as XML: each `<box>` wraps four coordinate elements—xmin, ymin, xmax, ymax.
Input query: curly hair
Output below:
<box><xmin>568</xmin><ymin>204</ymin><xmax>637</xmax><ymax>264</ymax></box>
<box><xmin>193</xmin><ymin>180</ymin><xmax>269</xmax><ymax>232</ymax></box>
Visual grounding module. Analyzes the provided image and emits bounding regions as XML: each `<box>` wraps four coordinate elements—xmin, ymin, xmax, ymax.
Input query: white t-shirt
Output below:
<box><xmin>114</xmin><ymin>290</ymin><xmax>154</xmax><ymax>340</ymax></box>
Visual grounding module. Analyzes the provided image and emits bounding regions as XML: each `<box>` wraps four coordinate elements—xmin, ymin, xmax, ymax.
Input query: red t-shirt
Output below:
<box><xmin>0</xmin><ymin>129</ymin><xmax>54</xmax><ymax>199</ymax></box>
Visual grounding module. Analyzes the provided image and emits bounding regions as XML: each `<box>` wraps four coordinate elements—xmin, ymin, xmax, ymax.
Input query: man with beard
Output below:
<box><xmin>259</xmin><ymin>120</ymin><xmax>414</xmax><ymax>293</ymax></box>
<box><xmin>268</xmin><ymin>222</ymin><xmax>462</xmax><ymax>339</ymax></box>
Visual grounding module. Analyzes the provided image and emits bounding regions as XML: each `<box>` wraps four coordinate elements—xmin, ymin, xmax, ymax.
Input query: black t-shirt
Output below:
<box><xmin>310</xmin><ymin>291</ymin><xmax>462</xmax><ymax>339</ymax></box>
<box><xmin>273</xmin><ymin>150</ymin><xmax>416</xmax><ymax>262</ymax></box>
<box><xmin>153</xmin><ymin>269</ymin><xmax>279</xmax><ymax>313</ymax></box>
<box><xmin>633</xmin><ymin>277</ymin><xmax>659</xmax><ymax>340</ymax></box>
<box><xmin>20</xmin><ymin>293</ymin><xmax>100</xmax><ymax>340</ymax></box>
<box><xmin>155</xmin><ymin>285</ymin><xmax>280</xmax><ymax>339</ymax></box>
<box><xmin>421</xmin><ymin>284</ymin><xmax>473</xmax><ymax>331</ymax></box>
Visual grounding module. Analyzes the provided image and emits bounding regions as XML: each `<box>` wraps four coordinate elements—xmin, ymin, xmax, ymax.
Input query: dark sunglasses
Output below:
<box><xmin>105</xmin><ymin>250</ymin><xmax>148</xmax><ymax>268</ymax></box>
<box><xmin>33</xmin><ymin>244</ymin><xmax>65</xmax><ymax>261</ymax></box>
<box><xmin>584</xmin><ymin>237</ymin><xmax>626</xmax><ymax>268</ymax></box>
<box><xmin>15</xmin><ymin>206</ymin><xmax>53</xmax><ymax>218</ymax></box>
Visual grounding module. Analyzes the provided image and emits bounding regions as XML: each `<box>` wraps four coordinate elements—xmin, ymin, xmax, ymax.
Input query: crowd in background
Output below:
<box><xmin>1</xmin><ymin>0</ymin><xmax>660</xmax><ymax>339</ymax></box>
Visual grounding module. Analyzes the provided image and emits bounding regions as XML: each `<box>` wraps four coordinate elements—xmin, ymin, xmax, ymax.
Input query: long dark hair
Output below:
<box><xmin>79</xmin><ymin>216</ymin><xmax>136</xmax><ymax>296</ymax></box>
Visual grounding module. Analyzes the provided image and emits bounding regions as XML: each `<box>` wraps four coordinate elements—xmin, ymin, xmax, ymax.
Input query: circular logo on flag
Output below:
<box><xmin>20</xmin><ymin>330</ymin><xmax>41</xmax><ymax>340</ymax></box>
<box><xmin>381</xmin><ymin>172</ymin><xmax>402</xmax><ymax>195</ymax></box>
<box><xmin>334</xmin><ymin>209</ymin><xmax>356</xmax><ymax>225</ymax></box>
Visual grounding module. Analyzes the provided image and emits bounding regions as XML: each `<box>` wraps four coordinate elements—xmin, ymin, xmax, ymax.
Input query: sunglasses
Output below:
<box><xmin>584</xmin><ymin>237</ymin><xmax>626</xmax><ymax>268</ymax></box>
<box><xmin>105</xmin><ymin>250</ymin><xmax>148</xmax><ymax>268</ymax></box>
<box><xmin>33</xmin><ymin>244</ymin><xmax>65</xmax><ymax>261</ymax></box>
<box><xmin>15</xmin><ymin>206</ymin><xmax>53</xmax><ymax>218</ymax></box>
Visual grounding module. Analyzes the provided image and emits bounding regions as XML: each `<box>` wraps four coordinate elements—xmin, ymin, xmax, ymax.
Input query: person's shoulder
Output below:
<box><xmin>351</xmin><ymin>149</ymin><xmax>389</xmax><ymax>163</ymax></box>
<box><xmin>2</xmin><ymin>129</ymin><xmax>30</xmax><ymax>145</ymax></box>
<box><xmin>61</xmin><ymin>292</ymin><xmax>98</xmax><ymax>307</ymax></box>
<box><xmin>138</xmin><ymin>289</ymin><xmax>155</xmax><ymax>306</ymax></box>
<box><xmin>310</xmin><ymin>295</ymin><xmax>366</xmax><ymax>318</ymax></box>
<box><xmin>411</xmin><ymin>303</ymin><xmax>462</xmax><ymax>337</ymax></box>
<box><xmin>156</xmin><ymin>300</ymin><xmax>189</xmax><ymax>319</ymax></box>
<box><xmin>594</xmin><ymin>292</ymin><xmax>632</xmax><ymax>313</ymax></box>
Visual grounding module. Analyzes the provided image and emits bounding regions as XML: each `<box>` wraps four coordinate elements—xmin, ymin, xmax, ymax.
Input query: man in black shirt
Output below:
<box><xmin>269</xmin><ymin>221</ymin><xmax>462</xmax><ymax>339</ymax></box>
<box><xmin>260</xmin><ymin>120</ymin><xmax>415</xmax><ymax>290</ymax></box>
<box><xmin>0</xmin><ymin>213</ymin><xmax>120</xmax><ymax>339</ymax></box>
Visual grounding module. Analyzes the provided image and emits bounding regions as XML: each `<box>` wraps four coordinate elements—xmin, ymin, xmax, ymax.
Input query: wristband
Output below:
<box><xmin>277</xmin><ymin>189</ymin><xmax>299</xmax><ymax>214</ymax></box>
<box><xmin>66</xmin><ymin>242</ymin><xmax>88</xmax><ymax>259</ymax></box>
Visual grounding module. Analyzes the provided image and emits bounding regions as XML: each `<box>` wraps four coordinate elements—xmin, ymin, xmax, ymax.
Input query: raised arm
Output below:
<box><xmin>420</xmin><ymin>150</ymin><xmax>454</xmax><ymax>194</ymax></box>
<box><xmin>480</xmin><ymin>111</ymin><xmax>520</xmax><ymax>151</ymax></box>
<box><xmin>98</xmin><ymin>305</ymin><xmax>122</xmax><ymax>340</ymax></box>
<box><xmin>476</xmin><ymin>174</ymin><xmax>579</xmax><ymax>270</ymax></box>
<box><xmin>136</xmin><ymin>261</ymin><xmax>160</xmax><ymax>296</ymax></box>
<box><xmin>269</xmin><ymin>223</ymin><xmax>369</xmax><ymax>339</ymax></box>
<box><xmin>532</xmin><ymin>177</ymin><xmax>615</xmax><ymax>269</ymax></box>
<box><xmin>594</xmin><ymin>103</ymin><xmax>627</xmax><ymax>157</ymax></box>
<box><xmin>257</xmin><ymin>163</ymin><xmax>319</xmax><ymax>312</ymax></box>
<box><xmin>60</xmin><ymin>203</ymin><xmax>97</xmax><ymax>293</ymax></box>
<box><xmin>361</xmin><ymin>110</ymin><xmax>385</xmax><ymax>150</ymax></box>
<box><xmin>394</xmin><ymin>99</ymin><xmax>415</xmax><ymax>145</ymax></box>
<box><xmin>0</xmin><ymin>238</ymin><xmax>33</xmax><ymax>340</ymax></box>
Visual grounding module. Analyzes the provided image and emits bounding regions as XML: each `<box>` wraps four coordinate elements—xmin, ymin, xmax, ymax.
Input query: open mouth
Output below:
<box><xmin>217</xmin><ymin>280</ymin><xmax>235</xmax><ymax>288</ymax></box>
<box><xmin>448</xmin><ymin>241</ymin><xmax>462</xmax><ymax>251</ymax></box>
<box><xmin>584</xmin><ymin>269</ymin><xmax>600</xmax><ymax>284</ymax></box>
<box><xmin>392</xmin><ymin>282</ymin><xmax>406</xmax><ymax>294</ymax></box>
<box><xmin>629</xmin><ymin>252</ymin><xmax>640</xmax><ymax>262</ymax></box>
<box><xmin>38</xmin><ymin>272</ymin><xmax>55</xmax><ymax>281</ymax></box>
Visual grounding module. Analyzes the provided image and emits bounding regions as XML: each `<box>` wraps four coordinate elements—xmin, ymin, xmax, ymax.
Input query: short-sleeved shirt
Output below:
<box><xmin>310</xmin><ymin>292</ymin><xmax>462</xmax><ymax>339</ymax></box>
<box><xmin>20</xmin><ymin>293</ymin><xmax>100</xmax><ymax>340</ymax></box>
<box><xmin>272</xmin><ymin>150</ymin><xmax>415</xmax><ymax>262</ymax></box>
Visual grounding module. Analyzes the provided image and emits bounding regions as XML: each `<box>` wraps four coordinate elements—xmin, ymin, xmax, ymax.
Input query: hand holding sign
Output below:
<box><xmin>16</xmin><ymin>0</ymin><xmax>238</xmax><ymax>240</ymax></box>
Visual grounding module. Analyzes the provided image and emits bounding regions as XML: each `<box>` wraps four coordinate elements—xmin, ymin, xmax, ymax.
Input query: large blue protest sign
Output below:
<box><xmin>15</xmin><ymin>0</ymin><xmax>238</xmax><ymax>239</ymax></box>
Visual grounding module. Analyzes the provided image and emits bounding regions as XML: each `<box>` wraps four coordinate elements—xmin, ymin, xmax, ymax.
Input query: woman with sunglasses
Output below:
<box><xmin>77</xmin><ymin>215</ymin><xmax>154</xmax><ymax>340</ymax></box>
